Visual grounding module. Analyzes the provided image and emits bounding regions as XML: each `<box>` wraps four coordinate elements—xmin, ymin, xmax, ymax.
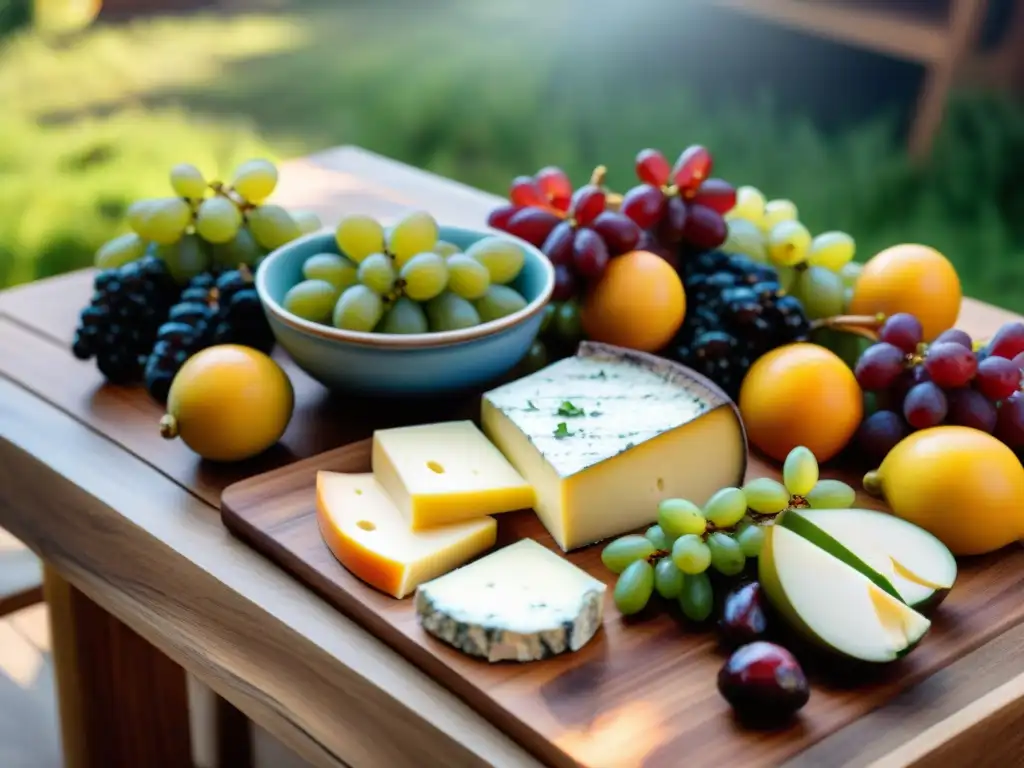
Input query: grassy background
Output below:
<box><xmin>2</xmin><ymin>0</ymin><xmax>1023</xmax><ymax>310</ymax></box>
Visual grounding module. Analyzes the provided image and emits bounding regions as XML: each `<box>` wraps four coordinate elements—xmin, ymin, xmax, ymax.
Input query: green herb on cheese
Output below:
<box><xmin>557</xmin><ymin>400</ymin><xmax>586</xmax><ymax>417</ymax></box>
<box><xmin>553</xmin><ymin>422</ymin><xmax>574</xmax><ymax>439</ymax></box>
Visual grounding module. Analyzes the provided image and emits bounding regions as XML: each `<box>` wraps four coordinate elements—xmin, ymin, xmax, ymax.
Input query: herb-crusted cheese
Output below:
<box><xmin>415</xmin><ymin>539</ymin><xmax>606</xmax><ymax>662</ymax></box>
<box><xmin>481</xmin><ymin>342</ymin><xmax>748</xmax><ymax>551</ymax></box>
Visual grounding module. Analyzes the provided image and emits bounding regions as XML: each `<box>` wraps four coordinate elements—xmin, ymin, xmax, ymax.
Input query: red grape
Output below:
<box><xmin>1014</xmin><ymin>351</ymin><xmax>1024</xmax><ymax>370</ymax></box>
<box><xmin>620</xmin><ymin>184</ymin><xmax>666</xmax><ymax>229</ymax></box>
<box><xmin>672</xmin><ymin>145</ymin><xmax>712</xmax><ymax>195</ymax></box>
<box><xmin>487</xmin><ymin>203</ymin><xmax>522</xmax><ymax>230</ymax></box>
<box><xmin>637</xmin><ymin>230</ymin><xmax>679</xmax><ymax>270</ymax></box>
<box><xmin>947</xmin><ymin>388</ymin><xmax>998</xmax><ymax>433</ymax></box>
<box><xmin>879</xmin><ymin>313</ymin><xmax>923</xmax><ymax>354</ymax></box>
<box><xmin>933</xmin><ymin>328</ymin><xmax>973</xmax><ymax>350</ymax></box>
<box><xmin>590</xmin><ymin>211</ymin><xmax>641</xmax><ymax>255</ymax></box>
<box><xmin>855</xmin><ymin>342</ymin><xmax>906</xmax><ymax>391</ymax></box>
<box><xmin>510</xmin><ymin>176</ymin><xmax>547</xmax><ymax>208</ymax></box>
<box><xmin>924</xmin><ymin>342</ymin><xmax>978</xmax><ymax>388</ymax></box>
<box><xmin>659</xmin><ymin>196</ymin><xmax>689</xmax><ymax>244</ymax></box>
<box><xmin>636</xmin><ymin>148</ymin><xmax>671</xmax><ymax>187</ymax></box>
<box><xmin>692</xmin><ymin>179</ymin><xmax>737</xmax><ymax>215</ymax></box>
<box><xmin>717</xmin><ymin>642</ymin><xmax>809</xmax><ymax>721</ymax></box>
<box><xmin>903</xmin><ymin>381</ymin><xmax>948</xmax><ymax>429</ymax></box>
<box><xmin>856</xmin><ymin>410</ymin><xmax>910</xmax><ymax>462</ymax></box>
<box><xmin>975</xmin><ymin>355</ymin><xmax>1021</xmax><ymax>402</ymax></box>
<box><xmin>996</xmin><ymin>393</ymin><xmax>1024</xmax><ymax>447</ymax></box>
<box><xmin>535</xmin><ymin>166</ymin><xmax>572</xmax><ymax>211</ymax></box>
<box><xmin>504</xmin><ymin>207</ymin><xmax>561</xmax><ymax>247</ymax></box>
<box><xmin>572</xmin><ymin>227</ymin><xmax>609</xmax><ymax>279</ymax></box>
<box><xmin>570</xmin><ymin>185</ymin><xmax>606</xmax><ymax>227</ymax></box>
<box><xmin>681</xmin><ymin>204</ymin><xmax>728</xmax><ymax>250</ymax></box>
<box><xmin>552</xmin><ymin>264</ymin><xmax>578</xmax><ymax>301</ymax></box>
<box><xmin>541</xmin><ymin>221</ymin><xmax>574</xmax><ymax>266</ymax></box>
<box><xmin>988</xmin><ymin>322</ymin><xmax>1024</xmax><ymax>360</ymax></box>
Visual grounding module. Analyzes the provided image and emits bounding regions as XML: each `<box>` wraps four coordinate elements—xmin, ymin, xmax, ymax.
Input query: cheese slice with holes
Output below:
<box><xmin>481</xmin><ymin>342</ymin><xmax>747</xmax><ymax>551</ymax></box>
<box><xmin>316</xmin><ymin>471</ymin><xmax>496</xmax><ymax>599</ymax></box>
<box><xmin>372</xmin><ymin>420</ymin><xmax>535</xmax><ymax>530</ymax></box>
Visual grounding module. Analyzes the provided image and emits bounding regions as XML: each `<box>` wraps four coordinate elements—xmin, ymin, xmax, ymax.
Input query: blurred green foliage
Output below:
<box><xmin>0</xmin><ymin>0</ymin><xmax>1021</xmax><ymax>311</ymax></box>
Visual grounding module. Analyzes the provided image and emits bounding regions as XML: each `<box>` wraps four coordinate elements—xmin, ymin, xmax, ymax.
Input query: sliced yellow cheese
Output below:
<box><xmin>372</xmin><ymin>420</ymin><xmax>535</xmax><ymax>530</ymax></box>
<box><xmin>316</xmin><ymin>471</ymin><xmax>496</xmax><ymax>599</ymax></box>
<box><xmin>482</xmin><ymin>342</ymin><xmax>747</xmax><ymax>552</ymax></box>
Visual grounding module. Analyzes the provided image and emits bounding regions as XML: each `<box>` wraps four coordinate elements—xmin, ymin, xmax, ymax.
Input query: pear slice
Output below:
<box><xmin>760</xmin><ymin>526</ymin><xmax>931</xmax><ymax>663</ymax></box>
<box><xmin>783</xmin><ymin>508</ymin><xmax>957</xmax><ymax>612</ymax></box>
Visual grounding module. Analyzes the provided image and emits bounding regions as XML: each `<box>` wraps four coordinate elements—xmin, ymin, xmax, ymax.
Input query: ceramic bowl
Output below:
<box><xmin>255</xmin><ymin>226</ymin><xmax>554</xmax><ymax>397</ymax></box>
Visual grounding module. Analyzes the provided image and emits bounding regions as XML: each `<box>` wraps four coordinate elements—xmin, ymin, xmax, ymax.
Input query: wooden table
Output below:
<box><xmin>1</xmin><ymin>146</ymin><xmax>1023</xmax><ymax>768</ymax></box>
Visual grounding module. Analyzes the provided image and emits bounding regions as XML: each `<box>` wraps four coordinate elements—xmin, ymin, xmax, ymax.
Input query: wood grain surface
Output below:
<box><xmin>222</xmin><ymin>437</ymin><xmax>1024</xmax><ymax>768</ymax></box>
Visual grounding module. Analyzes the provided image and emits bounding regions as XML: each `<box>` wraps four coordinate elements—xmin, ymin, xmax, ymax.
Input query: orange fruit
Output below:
<box><xmin>849</xmin><ymin>244</ymin><xmax>961</xmax><ymax>341</ymax></box>
<box><xmin>580</xmin><ymin>250</ymin><xmax>685</xmax><ymax>352</ymax></box>
<box><xmin>739</xmin><ymin>343</ymin><xmax>862</xmax><ymax>463</ymax></box>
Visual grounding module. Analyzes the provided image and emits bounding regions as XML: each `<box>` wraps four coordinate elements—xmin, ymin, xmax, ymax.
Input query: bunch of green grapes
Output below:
<box><xmin>601</xmin><ymin>445</ymin><xmax>856</xmax><ymax>622</ymax></box>
<box><xmin>282</xmin><ymin>210</ymin><xmax>531</xmax><ymax>335</ymax></box>
<box><xmin>94</xmin><ymin>158</ymin><xmax>319</xmax><ymax>285</ymax></box>
<box><xmin>723</xmin><ymin>185</ymin><xmax>861</xmax><ymax>319</ymax></box>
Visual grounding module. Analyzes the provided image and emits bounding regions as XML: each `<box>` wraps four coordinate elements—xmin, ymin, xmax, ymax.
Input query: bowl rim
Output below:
<box><xmin>255</xmin><ymin>225</ymin><xmax>556</xmax><ymax>350</ymax></box>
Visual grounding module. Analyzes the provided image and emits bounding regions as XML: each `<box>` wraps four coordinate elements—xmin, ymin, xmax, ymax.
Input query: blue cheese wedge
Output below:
<box><xmin>415</xmin><ymin>539</ymin><xmax>606</xmax><ymax>662</ymax></box>
<box><xmin>481</xmin><ymin>342</ymin><xmax>747</xmax><ymax>551</ymax></box>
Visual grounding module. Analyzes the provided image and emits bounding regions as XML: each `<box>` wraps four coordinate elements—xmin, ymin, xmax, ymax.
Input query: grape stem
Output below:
<box><xmin>810</xmin><ymin>313</ymin><xmax>887</xmax><ymax>342</ymax></box>
<box><xmin>588</xmin><ymin>165</ymin><xmax>624</xmax><ymax>211</ymax></box>
<box><xmin>159</xmin><ymin>414</ymin><xmax>179</xmax><ymax>440</ymax></box>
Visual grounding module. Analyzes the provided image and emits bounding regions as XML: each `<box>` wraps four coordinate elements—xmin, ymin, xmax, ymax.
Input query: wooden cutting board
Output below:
<box><xmin>221</xmin><ymin>439</ymin><xmax>1024</xmax><ymax>768</ymax></box>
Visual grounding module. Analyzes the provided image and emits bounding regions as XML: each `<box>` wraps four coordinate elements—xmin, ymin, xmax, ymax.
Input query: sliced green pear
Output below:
<box><xmin>784</xmin><ymin>508</ymin><xmax>957</xmax><ymax>612</ymax></box>
<box><xmin>760</xmin><ymin>525</ymin><xmax>931</xmax><ymax>663</ymax></box>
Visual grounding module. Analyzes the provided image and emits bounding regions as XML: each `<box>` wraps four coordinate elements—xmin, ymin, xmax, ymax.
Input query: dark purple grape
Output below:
<box><xmin>947</xmin><ymin>388</ymin><xmax>998</xmax><ymax>433</ymax></box>
<box><xmin>551</xmin><ymin>264</ymin><xmax>577</xmax><ymax>301</ymax></box>
<box><xmin>924</xmin><ymin>342</ymin><xmax>978</xmax><ymax>388</ymax></box>
<box><xmin>589</xmin><ymin>211</ymin><xmax>641</xmax><ymax>255</ymax></box>
<box><xmin>879</xmin><ymin>313</ymin><xmax>923</xmax><ymax>354</ymax></box>
<box><xmin>681</xmin><ymin>204</ymin><xmax>728</xmax><ymax>251</ymax></box>
<box><xmin>903</xmin><ymin>381</ymin><xmax>948</xmax><ymax>429</ymax></box>
<box><xmin>856</xmin><ymin>410</ymin><xmax>910</xmax><ymax>462</ymax></box>
<box><xmin>658</xmin><ymin>196</ymin><xmax>688</xmax><ymax>244</ymax></box>
<box><xmin>541</xmin><ymin>220</ymin><xmax>574</xmax><ymax>267</ymax></box>
<box><xmin>717</xmin><ymin>642</ymin><xmax>809</xmax><ymax>722</ymax></box>
<box><xmin>975</xmin><ymin>356</ymin><xmax>1021</xmax><ymax>402</ymax></box>
<box><xmin>719</xmin><ymin>582</ymin><xmax>769</xmax><ymax>649</ymax></box>
<box><xmin>855</xmin><ymin>342</ymin><xmax>906</xmax><ymax>391</ymax></box>
<box><xmin>620</xmin><ymin>184</ymin><xmax>666</xmax><ymax>230</ymax></box>
<box><xmin>987</xmin><ymin>322</ymin><xmax>1024</xmax><ymax>360</ymax></box>
<box><xmin>504</xmin><ymin>207</ymin><xmax>561</xmax><ymax>247</ymax></box>
<box><xmin>571</xmin><ymin>227</ymin><xmax>610</xmax><ymax>279</ymax></box>
<box><xmin>934</xmin><ymin>328</ymin><xmax>973</xmax><ymax>350</ymax></box>
<box><xmin>996</xmin><ymin>393</ymin><xmax>1024</xmax><ymax>448</ymax></box>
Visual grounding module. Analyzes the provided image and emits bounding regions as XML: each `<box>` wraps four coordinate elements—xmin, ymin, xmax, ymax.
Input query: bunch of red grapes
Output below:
<box><xmin>486</xmin><ymin>146</ymin><xmax>735</xmax><ymax>301</ymax></box>
<box><xmin>855</xmin><ymin>314</ymin><xmax>1024</xmax><ymax>462</ymax></box>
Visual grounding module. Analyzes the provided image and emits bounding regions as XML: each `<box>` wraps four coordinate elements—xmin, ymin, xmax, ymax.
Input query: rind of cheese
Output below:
<box><xmin>372</xmin><ymin>420</ymin><xmax>535</xmax><ymax>530</ymax></box>
<box><xmin>481</xmin><ymin>342</ymin><xmax>748</xmax><ymax>551</ymax></box>
<box><xmin>316</xmin><ymin>471</ymin><xmax>496</xmax><ymax>599</ymax></box>
<box><xmin>415</xmin><ymin>539</ymin><xmax>606</xmax><ymax>662</ymax></box>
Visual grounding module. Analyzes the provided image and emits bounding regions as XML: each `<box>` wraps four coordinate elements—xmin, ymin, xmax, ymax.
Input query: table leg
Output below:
<box><xmin>44</xmin><ymin>564</ymin><xmax>194</xmax><ymax>768</ymax></box>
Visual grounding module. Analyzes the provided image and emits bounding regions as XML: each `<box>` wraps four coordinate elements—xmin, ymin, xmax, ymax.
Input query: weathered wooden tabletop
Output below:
<box><xmin>1</xmin><ymin>146</ymin><xmax>1023</xmax><ymax>768</ymax></box>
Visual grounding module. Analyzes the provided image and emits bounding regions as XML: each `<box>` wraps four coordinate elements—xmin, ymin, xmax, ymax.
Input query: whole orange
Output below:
<box><xmin>849</xmin><ymin>244</ymin><xmax>961</xmax><ymax>341</ymax></box>
<box><xmin>739</xmin><ymin>343</ymin><xmax>862</xmax><ymax>463</ymax></box>
<box><xmin>580</xmin><ymin>250</ymin><xmax>686</xmax><ymax>352</ymax></box>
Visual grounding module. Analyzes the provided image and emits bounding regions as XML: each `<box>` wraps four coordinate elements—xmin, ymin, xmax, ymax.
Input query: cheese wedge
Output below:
<box><xmin>316</xmin><ymin>471</ymin><xmax>496</xmax><ymax>599</ymax></box>
<box><xmin>372</xmin><ymin>420</ymin><xmax>534</xmax><ymax>530</ymax></box>
<box><xmin>416</xmin><ymin>539</ymin><xmax>606</xmax><ymax>662</ymax></box>
<box><xmin>481</xmin><ymin>342</ymin><xmax>747</xmax><ymax>551</ymax></box>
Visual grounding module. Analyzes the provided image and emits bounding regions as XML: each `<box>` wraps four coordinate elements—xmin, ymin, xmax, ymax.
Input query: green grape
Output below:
<box><xmin>521</xmin><ymin>339</ymin><xmax>548</xmax><ymax>373</ymax></box>
<box><xmin>839</xmin><ymin>261</ymin><xmax>863</xmax><ymax>289</ymax></box>
<box><xmin>805</xmin><ymin>479</ymin><xmax>857</xmax><ymax>509</ymax></box>
<box><xmin>425</xmin><ymin>292</ymin><xmax>481</xmax><ymax>331</ymax></box>
<box><xmin>796</xmin><ymin>266</ymin><xmax>845</xmax><ymax>320</ymax></box>
<box><xmin>743</xmin><ymin>477</ymin><xmax>790</xmax><ymax>515</ymax></box>
<box><xmin>601</xmin><ymin>535</ymin><xmax>656</xmax><ymax>574</ymax></box>
<box><xmin>377</xmin><ymin>297</ymin><xmax>429</xmax><ymax>334</ymax></box>
<box><xmin>706</xmin><ymin>532</ymin><xmax>746</xmax><ymax>576</ymax></box>
<box><xmin>723</xmin><ymin>218</ymin><xmax>767</xmax><ymax>263</ymax></box>
<box><xmin>446</xmin><ymin>254</ymin><xmax>491</xmax><ymax>300</ymax></box>
<box><xmin>658</xmin><ymin>498</ymin><xmax>707</xmax><ymax>538</ymax></box>
<box><xmin>195</xmin><ymin>196</ymin><xmax>242</xmax><ymax>244</ymax></box>
<box><xmin>387</xmin><ymin>211</ymin><xmax>439</xmax><ymax>268</ymax></box>
<box><xmin>302</xmin><ymin>253</ymin><xmax>358</xmax><ymax>291</ymax></box>
<box><xmin>767</xmin><ymin>219</ymin><xmax>811</xmax><ymax>268</ymax></box>
<box><xmin>776</xmin><ymin>265</ymin><xmax>797</xmax><ymax>293</ymax></box>
<box><xmin>783</xmin><ymin>446</ymin><xmax>819</xmax><ymax>497</ymax></box>
<box><xmin>539</xmin><ymin>303</ymin><xmax>556</xmax><ymax>335</ymax></box>
<box><xmin>358</xmin><ymin>253</ymin><xmax>397</xmax><ymax>295</ymax></box>
<box><xmin>400</xmin><ymin>252</ymin><xmax>448</xmax><ymax>301</ymax></box>
<box><xmin>292</xmin><ymin>210</ymin><xmax>322</xmax><ymax>235</ymax></box>
<box><xmin>336</xmin><ymin>214</ymin><xmax>385</xmax><ymax>264</ymax></box>
<box><xmin>169</xmin><ymin>163</ymin><xmax>207</xmax><ymax>199</ymax></box>
<box><xmin>760</xmin><ymin>199</ymin><xmax>798</xmax><ymax>234</ymax></box>
<box><xmin>654</xmin><ymin>558</ymin><xmax>685</xmax><ymax>599</ymax></box>
<box><xmin>726</xmin><ymin>185</ymin><xmax>766</xmax><ymax>225</ymax></box>
<box><xmin>156</xmin><ymin>234</ymin><xmax>211</xmax><ymax>285</ymax></box>
<box><xmin>231</xmin><ymin>158</ymin><xmax>278</xmax><ymax>203</ymax></box>
<box><xmin>435</xmin><ymin>240</ymin><xmax>461</xmax><ymax>258</ymax></box>
<box><xmin>613</xmin><ymin>559</ymin><xmax>654</xmax><ymax>616</ymax></box>
<box><xmin>843</xmin><ymin>286</ymin><xmax>854</xmax><ymax>313</ymax></box>
<box><xmin>734</xmin><ymin>523</ymin><xmax>766</xmax><ymax>558</ymax></box>
<box><xmin>678</xmin><ymin>571</ymin><xmax>714</xmax><ymax>622</ymax></box>
<box><xmin>807</xmin><ymin>231</ymin><xmax>856</xmax><ymax>271</ymax></box>
<box><xmin>95</xmin><ymin>232</ymin><xmax>147</xmax><ymax>269</ymax></box>
<box><xmin>210</xmin><ymin>226</ymin><xmax>263</xmax><ymax>270</ymax></box>
<box><xmin>475</xmin><ymin>285</ymin><xmax>527</xmax><ymax>322</ymax></box>
<box><xmin>644</xmin><ymin>525</ymin><xmax>673</xmax><ymax>551</ymax></box>
<box><xmin>127</xmin><ymin>197</ymin><xmax>191</xmax><ymax>245</ymax></box>
<box><xmin>283</xmin><ymin>279</ymin><xmax>339</xmax><ymax>324</ymax></box>
<box><xmin>248</xmin><ymin>205</ymin><xmax>301</xmax><ymax>250</ymax></box>
<box><xmin>332</xmin><ymin>284</ymin><xmax>384</xmax><ymax>332</ymax></box>
<box><xmin>553</xmin><ymin>300</ymin><xmax>582</xmax><ymax>345</ymax></box>
<box><xmin>465</xmin><ymin>236</ymin><xmax>525</xmax><ymax>284</ymax></box>
<box><xmin>671</xmin><ymin>534</ymin><xmax>712</xmax><ymax>575</ymax></box>
<box><xmin>702</xmin><ymin>487</ymin><xmax>748</xmax><ymax>529</ymax></box>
